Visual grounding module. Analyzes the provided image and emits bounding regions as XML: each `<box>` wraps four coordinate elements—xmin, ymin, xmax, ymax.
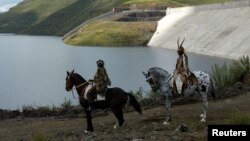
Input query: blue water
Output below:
<box><xmin>0</xmin><ymin>34</ymin><xmax>231</xmax><ymax>110</ymax></box>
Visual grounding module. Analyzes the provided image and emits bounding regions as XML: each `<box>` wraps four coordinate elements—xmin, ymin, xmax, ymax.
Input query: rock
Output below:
<box><xmin>175</xmin><ymin>124</ymin><xmax>188</xmax><ymax>132</ymax></box>
<box><xmin>234</xmin><ymin>82</ymin><xmax>243</xmax><ymax>89</ymax></box>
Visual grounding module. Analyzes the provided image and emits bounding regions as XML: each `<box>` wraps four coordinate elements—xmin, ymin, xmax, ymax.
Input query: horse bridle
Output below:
<box><xmin>147</xmin><ymin>73</ymin><xmax>173</xmax><ymax>90</ymax></box>
<box><xmin>165</xmin><ymin>74</ymin><xmax>173</xmax><ymax>88</ymax></box>
<box><xmin>67</xmin><ymin>78</ymin><xmax>88</xmax><ymax>99</ymax></box>
<box><xmin>146</xmin><ymin>75</ymin><xmax>159</xmax><ymax>90</ymax></box>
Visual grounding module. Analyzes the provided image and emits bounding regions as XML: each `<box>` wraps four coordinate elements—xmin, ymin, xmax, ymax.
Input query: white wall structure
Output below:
<box><xmin>148</xmin><ymin>0</ymin><xmax>250</xmax><ymax>60</ymax></box>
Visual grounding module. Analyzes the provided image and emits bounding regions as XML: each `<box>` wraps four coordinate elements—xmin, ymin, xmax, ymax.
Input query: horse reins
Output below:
<box><xmin>147</xmin><ymin>74</ymin><xmax>173</xmax><ymax>88</ymax></box>
<box><xmin>166</xmin><ymin>74</ymin><xmax>173</xmax><ymax>84</ymax></box>
<box><xmin>70</xmin><ymin>82</ymin><xmax>88</xmax><ymax>99</ymax></box>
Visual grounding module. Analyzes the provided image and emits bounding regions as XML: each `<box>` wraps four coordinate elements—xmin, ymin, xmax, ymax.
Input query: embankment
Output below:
<box><xmin>148</xmin><ymin>0</ymin><xmax>250</xmax><ymax>60</ymax></box>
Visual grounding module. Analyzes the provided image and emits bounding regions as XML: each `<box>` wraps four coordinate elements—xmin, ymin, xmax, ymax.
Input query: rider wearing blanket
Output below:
<box><xmin>87</xmin><ymin>59</ymin><xmax>111</xmax><ymax>110</ymax></box>
<box><xmin>94</xmin><ymin>59</ymin><xmax>111</xmax><ymax>95</ymax></box>
<box><xmin>173</xmin><ymin>38</ymin><xmax>197</xmax><ymax>97</ymax></box>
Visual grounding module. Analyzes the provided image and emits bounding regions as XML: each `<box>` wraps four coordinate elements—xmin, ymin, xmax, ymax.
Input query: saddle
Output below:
<box><xmin>182</xmin><ymin>72</ymin><xmax>198</xmax><ymax>91</ymax></box>
<box><xmin>188</xmin><ymin>72</ymin><xmax>198</xmax><ymax>85</ymax></box>
<box><xmin>83</xmin><ymin>82</ymin><xmax>106</xmax><ymax>101</ymax></box>
<box><xmin>173</xmin><ymin>71</ymin><xmax>198</xmax><ymax>97</ymax></box>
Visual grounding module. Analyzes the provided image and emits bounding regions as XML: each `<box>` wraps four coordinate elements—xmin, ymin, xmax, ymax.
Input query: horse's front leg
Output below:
<box><xmin>163</xmin><ymin>95</ymin><xmax>172</xmax><ymax>125</ymax></box>
<box><xmin>200</xmin><ymin>92</ymin><xmax>208</xmax><ymax>123</ymax></box>
<box><xmin>80</xmin><ymin>99</ymin><xmax>94</xmax><ymax>133</ymax></box>
<box><xmin>84</xmin><ymin>107</ymin><xmax>94</xmax><ymax>133</ymax></box>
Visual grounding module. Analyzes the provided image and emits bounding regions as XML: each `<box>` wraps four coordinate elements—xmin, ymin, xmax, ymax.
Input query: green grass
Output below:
<box><xmin>20</xmin><ymin>98</ymin><xmax>74</xmax><ymax>118</ymax></box>
<box><xmin>63</xmin><ymin>129</ymin><xmax>74</xmax><ymax>138</ymax></box>
<box><xmin>171</xmin><ymin>0</ymin><xmax>231</xmax><ymax>5</ymax></box>
<box><xmin>32</xmin><ymin>132</ymin><xmax>49</xmax><ymax>141</ymax></box>
<box><xmin>0</xmin><ymin>0</ymin><xmax>232</xmax><ymax>36</ymax></box>
<box><xmin>64</xmin><ymin>20</ymin><xmax>157</xmax><ymax>46</ymax></box>
<box><xmin>228</xmin><ymin>109</ymin><xmax>250</xmax><ymax>124</ymax></box>
<box><xmin>211</xmin><ymin>63</ymin><xmax>233</xmax><ymax>88</ymax></box>
<box><xmin>0</xmin><ymin>0</ymin><xmax>123</xmax><ymax>35</ymax></box>
<box><xmin>64</xmin><ymin>0</ymin><xmax>232</xmax><ymax>46</ymax></box>
<box><xmin>10</xmin><ymin>0</ymin><xmax>77</xmax><ymax>23</ymax></box>
<box><xmin>211</xmin><ymin>55</ymin><xmax>250</xmax><ymax>89</ymax></box>
<box><xmin>125</xmin><ymin>0</ymin><xmax>231</xmax><ymax>4</ymax></box>
<box><xmin>123</xmin><ymin>0</ymin><xmax>184</xmax><ymax>8</ymax></box>
<box><xmin>61</xmin><ymin>98</ymin><xmax>73</xmax><ymax>112</ymax></box>
<box><xmin>123</xmin><ymin>0</ymin><xmax>232</xmax><ymax>7</ymax></box>
<box><xmin>0</xmin><ymin>0</ymin><xmax>77</xmax><ymax>34</ymax></box>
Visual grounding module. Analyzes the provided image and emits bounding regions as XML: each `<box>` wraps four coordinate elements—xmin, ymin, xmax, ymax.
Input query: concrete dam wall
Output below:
<box><xmin>148</xmin><ymin>0</ymin><xmax>250</xmax><ymax>60</ymax></box>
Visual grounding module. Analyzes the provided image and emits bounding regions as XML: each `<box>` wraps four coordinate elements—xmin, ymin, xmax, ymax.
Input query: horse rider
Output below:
<box><xmin>172</xmin><ymin>38</ymin><xmax>193</xmax><ymax>97</ymax></box>
<box><xmin>87</xmin><ymin>59</ymin><xmax>111</xmax><ymax>111</ymax></box>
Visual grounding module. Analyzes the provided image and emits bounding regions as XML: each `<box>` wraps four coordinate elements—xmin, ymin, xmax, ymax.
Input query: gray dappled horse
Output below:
<box><xmin>143</xmin><ymin>67</ymin><xmax>215</xmax><ymax>124</ymax></box>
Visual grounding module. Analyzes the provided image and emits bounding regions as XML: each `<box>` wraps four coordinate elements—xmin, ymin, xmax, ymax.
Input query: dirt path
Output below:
<box><xmin>0</xmin><ymin>93</ymin><xmax>250</xmax><ymax>141</ymax></box>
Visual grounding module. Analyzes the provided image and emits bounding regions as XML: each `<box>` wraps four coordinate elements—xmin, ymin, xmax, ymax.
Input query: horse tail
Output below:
<box><xmin>127</xmin><ymin>93</ymin><xmax>143</xmax><ymax>115</ymax></box>
<box><xmin>210</xmin><ymin>78</ymin><xmax>216</xmax><ymax>100</ymax></box>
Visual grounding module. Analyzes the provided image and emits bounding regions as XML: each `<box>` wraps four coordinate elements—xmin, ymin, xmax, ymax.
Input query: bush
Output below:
<box><xmin>211</xmin><ymin>63</ymin><xmax>234</xmax><ymax>88</ymax></box>
<box><xmin>211</xmin><ymin>55</ymin><xmax>250</xmax><ymax>89</ymax></box>
<box><xmin>231</xmin><ymin>55</ymin><xmax>249</xmax><ymax>81</ymax></box>
<box><xmin>131</xmin><ymin>87</ymin><xmax>159</xmax><ymax>100</ymax></box>
<box><xmin>60</xmin><ymin>98</ymin><xmax>73</xmax><ymax>114</ymax></box>
<box><xmin>22</xmin><ymin>105</ymin><xmax>37</xmax><ymax>117</ymax></box>
<box><xmin>36</xmin><ymin>106</ymin><xmax>53</xmax><ymax>117</ymax></box>
<box><xmin>131</xmin><ymin>87</ymin><xmax>144</xmax><ymax>100</ymax></box>
<box><xmin>144</xmin><ymin>90</ymin><xmax>158</xmax><ymax>99</ymax></box>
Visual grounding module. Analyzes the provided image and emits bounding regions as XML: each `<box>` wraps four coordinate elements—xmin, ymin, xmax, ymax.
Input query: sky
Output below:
<box><xmin>0</xmin><ymin>0</ymin><xmax>23</xmax><ymax>13</ymax></box>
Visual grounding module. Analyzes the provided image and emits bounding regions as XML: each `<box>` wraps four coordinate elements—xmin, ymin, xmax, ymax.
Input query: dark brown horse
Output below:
<box><xmin>65</xmin><ymin>70</ymin><xmax>142</xmax><ymax>133</ymax></box>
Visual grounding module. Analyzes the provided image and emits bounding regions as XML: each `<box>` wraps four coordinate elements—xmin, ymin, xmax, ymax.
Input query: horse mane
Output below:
<box><xmin>149</xmin><ymin>67</ymin><xmax>171</xmax><ymax>81</ymax></box>
<box><xmin>72</xmin><ymin>73</ymin><xmax>87</xmax><ymax>83</ymax></box>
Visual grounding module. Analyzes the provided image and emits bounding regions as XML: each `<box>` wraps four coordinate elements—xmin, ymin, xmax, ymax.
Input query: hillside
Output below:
<box><xmin>63</xmin><ymin>0</ymin><xmax>232</xmax><ymax>46</ymax></box>
<box><xmin>0</xmin><ymin>0</ymin><xmax>231</xmax><ymax>36</ymax></box>
<box><xmin>0</xmin><ymin>0</ymin><xmax>123</xmax><ymax>36</ymax></box>
<box><xmin>0</xmin><ymin>92</ymin><xmax>249</xmax><ymax>141</ymax></box>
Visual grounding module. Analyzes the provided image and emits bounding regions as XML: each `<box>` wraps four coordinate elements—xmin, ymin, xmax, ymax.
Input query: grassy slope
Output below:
<box><xmin>124</xmin><ymin>0</ymin><xmax>231</xmax><ymax>5</ymax></box>
<box><xmin>0</xmin><ymin>0</ymin><xmax>77</xmax><ymax>34</ymax></box>
<box><xmin>0</xmin><ymin>93</ymin><xmax>249</xmax><ymax>140</ymax></box>
<box><xmin>64</xmin><ymin>20</ymin><xmax>157</xmax><ymax>46</ymax></box>
<box><xmin>0</xmin><ymin>0</ymin><xmax>232</xmax><ymax>38</ymax></box>
<box><xmin>23</xmin><ymin>0</ymin><xmax>124</xmax><ymax>35</ymax></box>
<box><xmin>64</xmin><ymin>0</ymin><xmax>232</xmax><ymax>46</ymax></box>
<box><xmin>0</xmin><ymin>0</ymin><xmax>123</xmax><ymax>35</ymax></box>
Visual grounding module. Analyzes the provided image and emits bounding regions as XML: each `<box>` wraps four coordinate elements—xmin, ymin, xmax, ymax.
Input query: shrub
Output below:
<box><xmin>60</xmin><ymin>98</ymin><xmax>73</xmax><ymax>114</ymax></box>
<box><xmin>131</xmin><ymin>87</ymin><xmax>160</xmax><ymax>100</ymax></box>
<box><xmin>211</xmin><ymin>55</ymin><xmax>250</xmax><ymax>89</ymax></box>
<box><xmin>36</xmin><ymin>106</ymin><xmax>53</xmax><ymax>117</ymax></box>
<box><xmin>231</xmin><ymin>55</ymin><xmax>249</xmax><ymax>81</ymax></box>
<box><xmin>131</xmin><ymin>87</ymin><xmax>144</xmax><ymax>100</ymax></box>
<box><xmin>144</xmin><ymin>90</ymin><xmax>158</xmax><ymax>99</ymax></box>
<box><xmin>211</xmin><ymin>63</ymin><xmax>234</xmax><ymax>88</ymax></box>
<box><xmin>22</xmin><ymin>105</ymin><xmax>37</xmax><ymax>117</ymax></box>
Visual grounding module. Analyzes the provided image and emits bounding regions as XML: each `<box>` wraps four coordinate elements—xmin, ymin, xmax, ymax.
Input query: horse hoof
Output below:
<box><xmin>200</xmin><ymin>114</ymin><xmax>204</xmax><ymax>118</ymax></box>
<box><xmin>201</xmin><ymin>118</ymin><xmax>206</xmax><ymax>123</ymax></box>
<box><xmin>163</xmin><ymin>121</ymin><xmax>170</xmax><ymax>125</ymax></box>
<box><xmin>114</xmin><ymin>124</ymin><xmax>119</xmax><ymax>129</ymax></box>
<box><xmin>84</xmin><ymin>130</ymin><xmax>91</xmax><ymax>134</ymax></box>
